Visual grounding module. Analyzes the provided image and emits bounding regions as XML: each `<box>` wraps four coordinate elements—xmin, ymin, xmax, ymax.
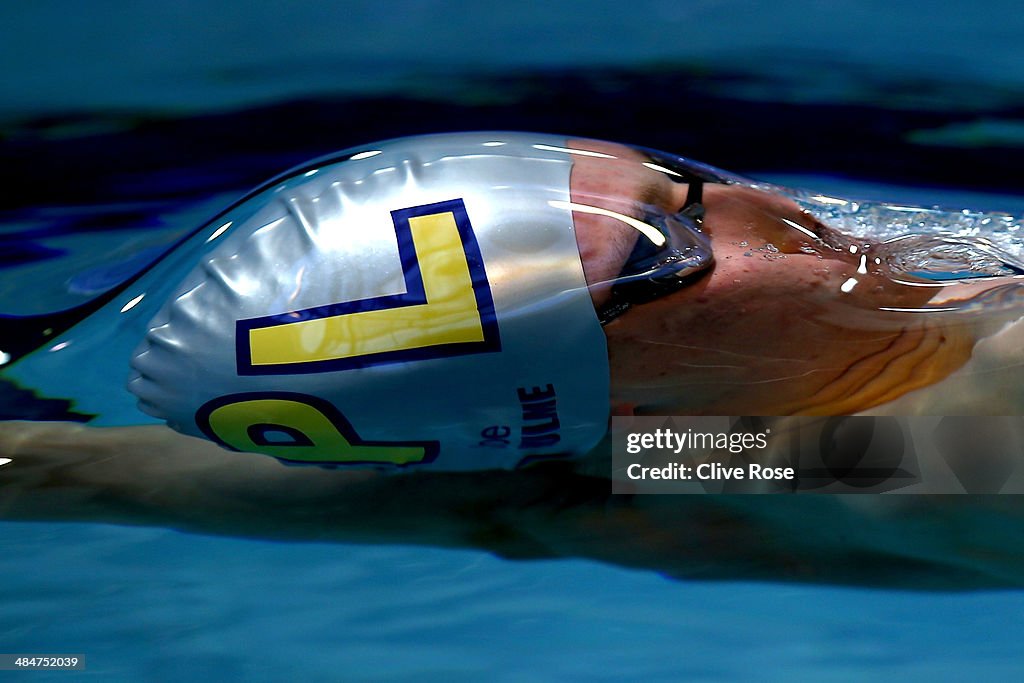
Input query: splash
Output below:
<box><xmin>786</xmin><ymin>187</ymin><xmax>1024</xmax><ymax>280</ymax></box>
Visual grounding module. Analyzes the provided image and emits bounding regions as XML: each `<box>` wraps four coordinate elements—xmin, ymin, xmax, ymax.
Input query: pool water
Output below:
<box><xmin>3</xmin><ymin>2</ymin><xmax>1024</xmax><ymax>679</ymax></box>
<box><xmin>3</xmin><ymin>521</ymin><xmax>1024</xmax><ymax>681</ymax></box>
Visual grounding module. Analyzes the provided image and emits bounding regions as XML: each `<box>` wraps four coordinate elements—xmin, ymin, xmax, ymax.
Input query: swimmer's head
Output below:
<box><xmin>126</xmin><ymin>132</ymin><xmax>726</xmax><ymax>470</ymax></box>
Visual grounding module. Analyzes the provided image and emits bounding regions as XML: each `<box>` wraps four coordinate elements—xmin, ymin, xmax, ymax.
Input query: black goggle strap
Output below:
<box><xmin>681</xmin><ymin>179</ymin><xmax>705</xmax><ymax>223</ymax></box>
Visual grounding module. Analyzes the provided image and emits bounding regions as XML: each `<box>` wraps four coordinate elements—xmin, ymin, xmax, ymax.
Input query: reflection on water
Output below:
<box><xmin>884</xmin><ymin>233</ymin><xmax>1024</xmax><ymax>280</ymax></box>
<box><xmin>795</xmin><ymin>190</ymin><xmax>1024</xmax><ymax>276</ymax></box>
<box><xmin>3</xmin><ymin>52</ymin><xmax>1024</xmax><ymax>678</ymax></box>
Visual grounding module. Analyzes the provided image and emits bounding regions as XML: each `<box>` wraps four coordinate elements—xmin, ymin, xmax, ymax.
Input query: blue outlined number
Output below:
<box><xmin>236</xmin><ymin>198</ymin><xmax>501</xmax><ymax>375</ymax></box>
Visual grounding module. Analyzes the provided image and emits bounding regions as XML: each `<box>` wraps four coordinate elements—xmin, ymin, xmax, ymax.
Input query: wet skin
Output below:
<box><xmin>570</xmin><ymin>139</ymin><xmax>1022</xmax><ymax>415</ymax></box>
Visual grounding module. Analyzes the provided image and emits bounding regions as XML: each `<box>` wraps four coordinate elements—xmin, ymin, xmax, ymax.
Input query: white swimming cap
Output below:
<box><xmin>128</xmin><ymin>133</ymin><xmax>614</xmax><ymax>470</ymax></box>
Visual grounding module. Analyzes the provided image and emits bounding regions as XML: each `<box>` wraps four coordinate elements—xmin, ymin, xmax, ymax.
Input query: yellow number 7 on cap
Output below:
<box><xmin>236</xmin><ymin>198</ymin><xmax>501</xmax><ymax>375</ymax></box>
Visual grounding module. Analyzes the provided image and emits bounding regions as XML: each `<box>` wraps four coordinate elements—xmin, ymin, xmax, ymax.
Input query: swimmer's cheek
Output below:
<box><xmin>703</xmin><ymin>185</ymin><xmax>834</xmax><ymax>254</ymax></box>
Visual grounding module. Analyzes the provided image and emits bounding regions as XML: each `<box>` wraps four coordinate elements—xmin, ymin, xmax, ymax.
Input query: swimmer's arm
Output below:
<box><xmin>0</xmin><ymin>421</ymin><xmax>832</xmax><ymax>574</ymax></box>
<box><xmin>0</xmin><ymin>421</ymin><xmax>595</xmax><ymax>557</ymax></box>
<box><xmin>0</xmin><ymin>421</ymin><xmax>816</xmax><ymax>579</ymax></box>
<box><xmin>3</xmin><ymin>421</ymin><xmax>1024</xmax><ymax>589</ymax></box>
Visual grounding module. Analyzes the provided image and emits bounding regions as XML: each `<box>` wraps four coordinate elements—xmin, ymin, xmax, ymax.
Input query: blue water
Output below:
<box><xmin>4</xmin><ymin>1</ymin><xmax>1024</xmax><ymax>680</ymax></box>
<box><xmin>4</xmin><ymin>188</ymin><xmax>1024</xmax><ymax>682</ymax></box>
<box><xmin>3</xmin><ymin>522</ymin><xmax>1023</xmax><ymax>682</ymax></box>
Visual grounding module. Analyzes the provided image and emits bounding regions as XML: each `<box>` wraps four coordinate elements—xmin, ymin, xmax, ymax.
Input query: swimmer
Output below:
<box><xmin>4</xmin><ymin>132</ymin><xmax>1024</xmax><ymax>587</ymax></box>
<box><xmin>569</xmin><ymin>138</ymin><xmax>1024</xmax><ymax>417</ymax></box>
<box><xmin>3</xmin><ymin>131</ymin><xmax>1024</xmax><ymax>461</ymax></box>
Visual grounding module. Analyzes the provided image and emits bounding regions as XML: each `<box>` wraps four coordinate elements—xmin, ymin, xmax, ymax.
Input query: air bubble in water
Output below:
<box><xmin>884</xmin><ymin>234</ymin><xmax>1024</xmax><ymax>280</ymax></box>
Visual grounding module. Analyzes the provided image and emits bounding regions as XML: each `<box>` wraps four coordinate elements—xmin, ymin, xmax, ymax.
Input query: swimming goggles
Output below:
<box><xmin>597</xmin><ymin>170</ymin><xmax>716</xmax><ymax>325</ymax></box>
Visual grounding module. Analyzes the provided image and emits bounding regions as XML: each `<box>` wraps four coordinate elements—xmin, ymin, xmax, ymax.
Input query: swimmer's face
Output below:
<box><xmin>568</xmin><ymin>140</ymin><xmax>975</xmax><ymax>415</ymax></box>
